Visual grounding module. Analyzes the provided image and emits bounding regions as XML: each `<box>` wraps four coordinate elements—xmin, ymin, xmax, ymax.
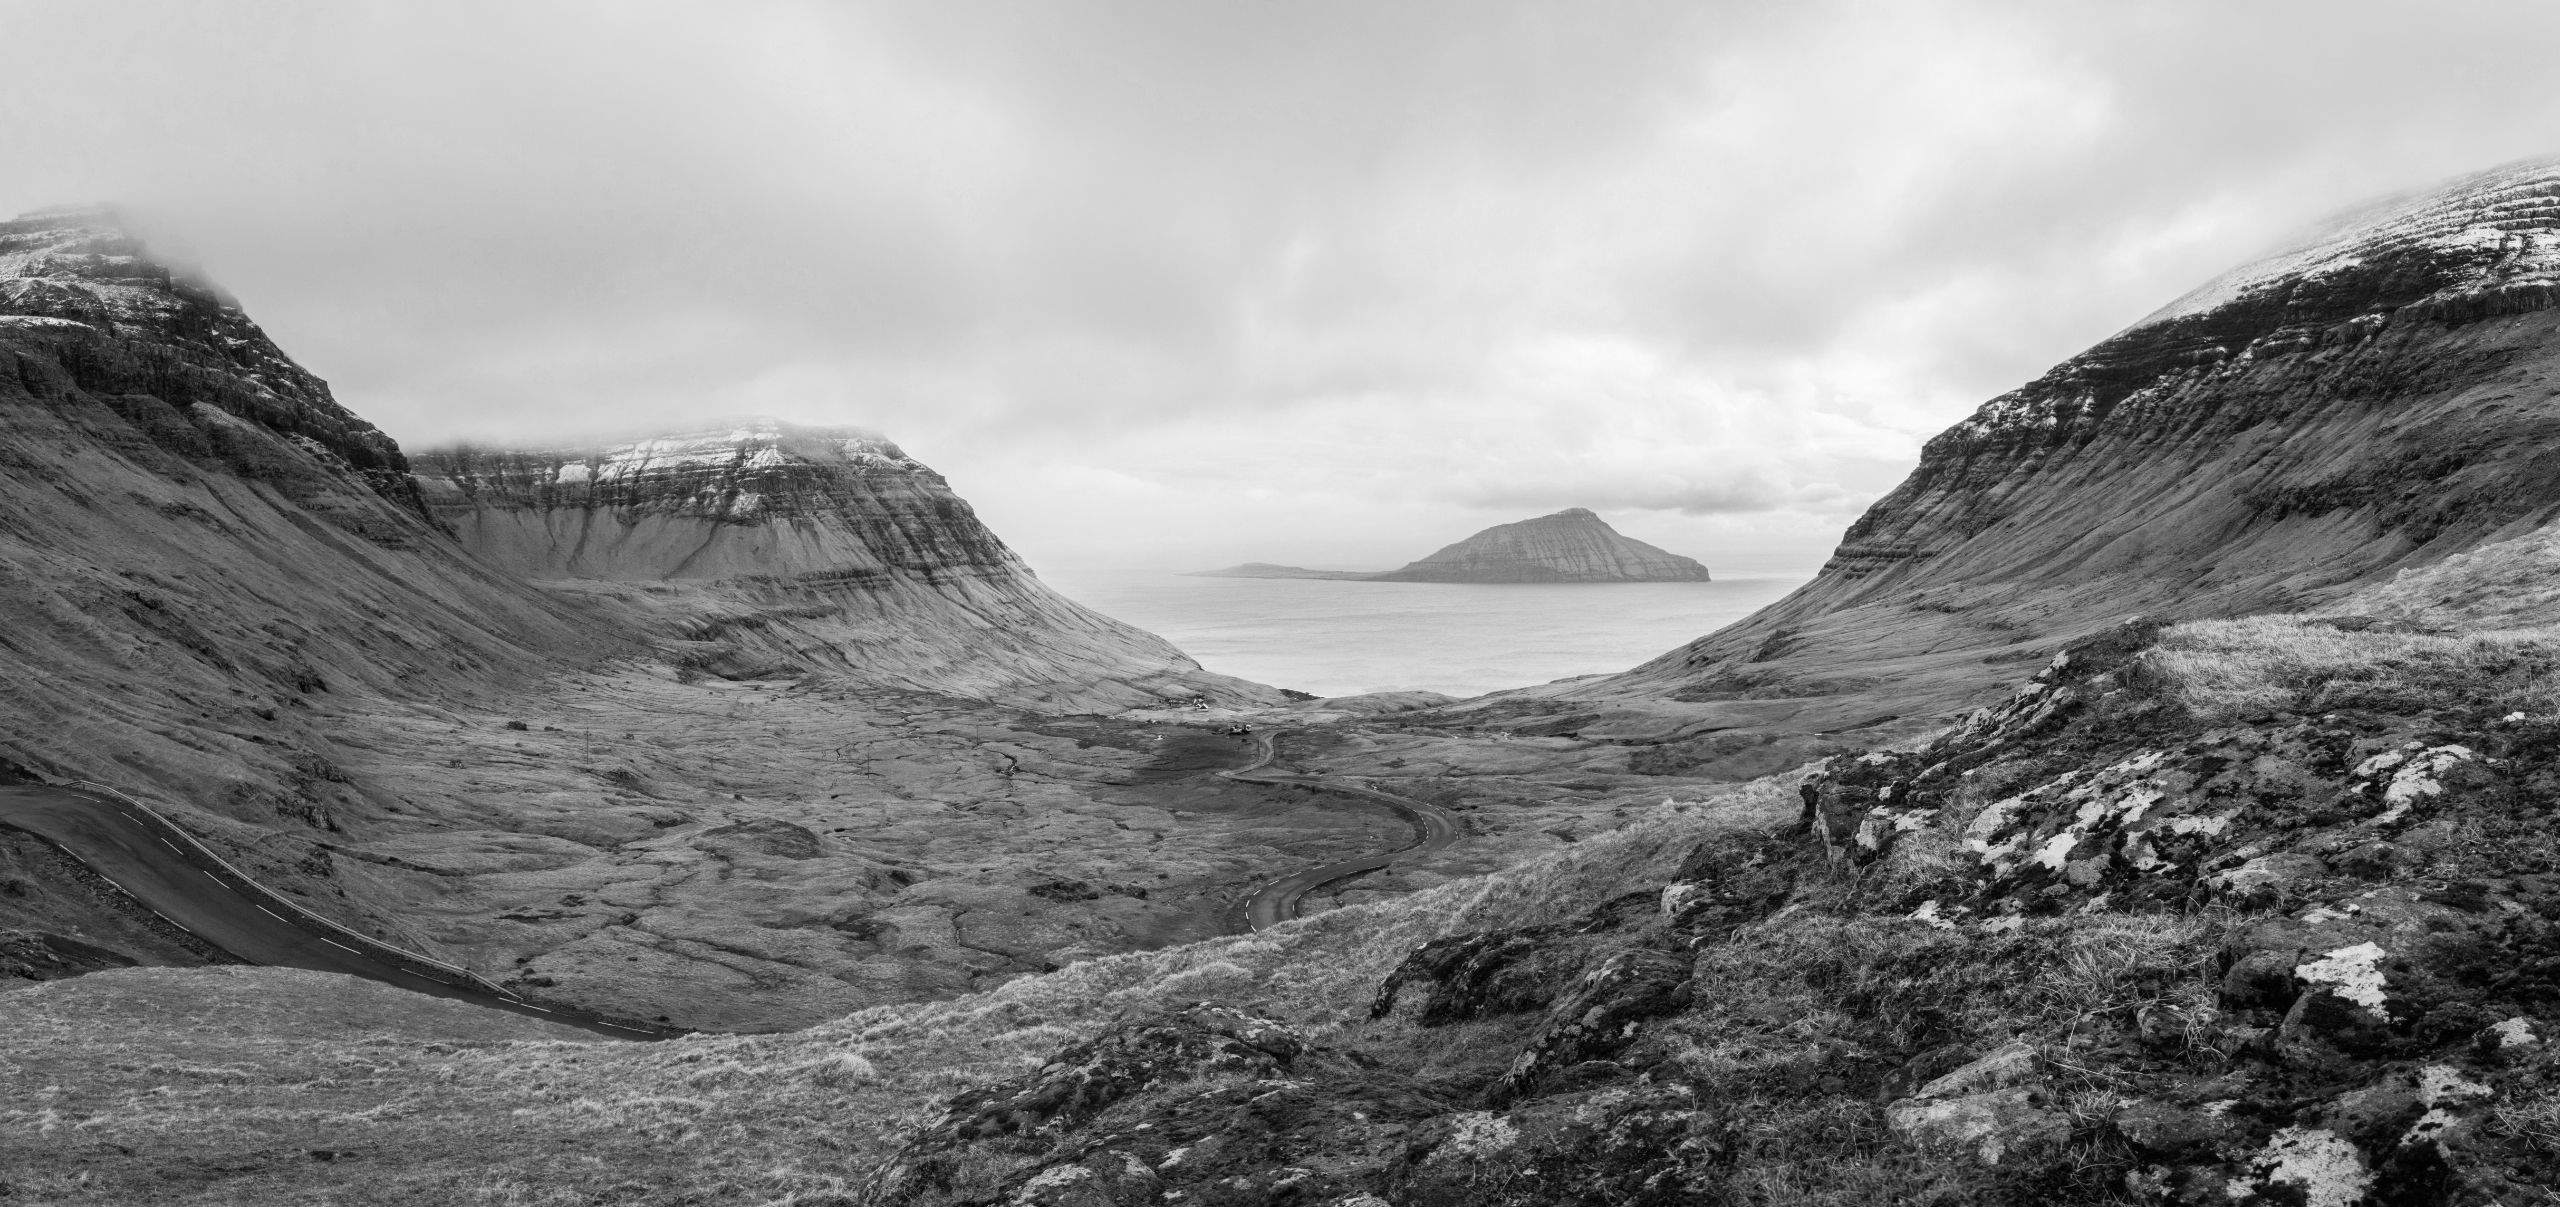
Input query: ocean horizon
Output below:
<box><xmin>1038</xmin><ymin>568</ymin><xmax>1814</xmax><ymax>701</ymax></box>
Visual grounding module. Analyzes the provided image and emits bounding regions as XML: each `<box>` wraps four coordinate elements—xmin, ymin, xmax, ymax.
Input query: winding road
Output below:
<box><xmin>1222</xmin><ymin>730</ymin><xmax>1464</xmax><ymax>930</ymax></box>
<box><xmin>0</xmin><ymin>782</ymin><xmax>664</xmax><ymax>1039</ymax></box>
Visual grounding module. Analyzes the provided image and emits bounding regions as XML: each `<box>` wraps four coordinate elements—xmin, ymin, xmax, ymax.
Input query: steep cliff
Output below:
<box><xmin>1370</xmin><ymin>508</ymin><xmax>1711</xmax><ymax>583</ymax></box>
<box><xmin>0</xmin><ymin>208</ymin><xmax>429</xmax><ymax>523</ymax></box>
<box><xmin>1547</xmin><ymin>157</ymin><xmax>2560</xmax><ymax>760</ymax></box>
<box><xmin>411</xmin><ymin>425</ymin><xmax>1277</xmax><ymax>709</ymax></box>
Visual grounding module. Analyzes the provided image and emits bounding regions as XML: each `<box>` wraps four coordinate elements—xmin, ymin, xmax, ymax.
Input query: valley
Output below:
<box><xmin>14</xmin><ymin>156</ymin><xmax>2560</xmax><ymax>1205</ymax></box>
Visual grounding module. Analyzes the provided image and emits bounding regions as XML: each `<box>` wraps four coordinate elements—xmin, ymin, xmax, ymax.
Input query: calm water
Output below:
<box><xmin>1039</xmin><ymin>569</ymin><xmax>1811</xmax><ymax>700</ymax></box>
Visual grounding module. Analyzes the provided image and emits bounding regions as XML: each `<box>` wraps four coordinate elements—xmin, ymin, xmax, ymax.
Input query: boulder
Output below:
<box><xmin>1915</xmin><ymin>1038</ymin><xmax>2041</xmax><ymax>1098</ymax></box>
<box><xmin>863</xmin><ymin>1003</ymin><xmax>1306</xmax><ymax>1203</ymax></box>
<box><xmin>1884</xmin><ymin>1040</ymin><xmax>2068</xmax><ymax>1164</ymax></box>
<box><xmin>1483</xmin><ymin>947</ymin><xmax>1692</xmax><ymax>1107</ymax></box>
<box><xmin>1885</xmin><ymin>1086</ymin><xmax>2069</xmax><ymax>1165</ymax></box>
<box><xmin>2219</xmin><ymin>949</ymin><xmax>2301</xmax><ymax>1010</ymax></box>
<box><xmin>2209</xmin><ymin>853</ymin><xmax>2329</xmax><ymax>910</ymax></box>
<box><xmin>2111</xmin><ymin>1099</ymin><xmax>2239</xmax><ymax>1161</ymax></box>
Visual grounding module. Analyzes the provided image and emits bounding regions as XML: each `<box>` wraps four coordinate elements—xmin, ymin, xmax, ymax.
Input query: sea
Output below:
<box><xmin>1037</xmin><ymin>569</ymin><xmax>1813</xmax><ymax>700</ymax></box>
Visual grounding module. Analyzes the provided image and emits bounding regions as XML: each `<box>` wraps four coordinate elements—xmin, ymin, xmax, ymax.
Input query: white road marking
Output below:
<box><xmin>319</xmin><ymin>937</ymin><xmax>364</xmax><ymax>956</ymax></box>
<box><xmin>160</xmin><ymin>837</ymin><xmax>184</xmax><ymax>854</ymax></box>
<box><xmin>254</xmin><ymin>904</ymin><xmax>291</xmax><ymax>923</ymax></box>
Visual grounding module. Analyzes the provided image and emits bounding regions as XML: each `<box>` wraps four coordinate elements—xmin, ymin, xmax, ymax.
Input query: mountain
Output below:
<box><xmin>1368</xmin><ymin>507</ymin><xmax>1711</xmax><ymax>582</ymax></box>
<box><xmin>1187</xmin><ymin>509</ymin><xmax>1713</xmax><ymax>583</ymax></box>
<box><xmin>411</xmin><ymin>424</ymin><xmax>1275</xmax><ymax>711</ymax></box>
<box><xmin>0</xmin><ymin>205</ymin><xmax>604</xmax><ymax>823</ymax></box>
<box><xmin>0</xmin><ymin>209</ymin><xmax>1303</xmax><ymax>1032</ymax></box>
<box><xmin>1494</xmin><ymin>156</ymin><xmax>2560</xmax><ymax>772</ymax></box>
<box><xmin>415</xmin><ymin>425</ymin><xmax>1041</xmax><ymax>583</ymax></box>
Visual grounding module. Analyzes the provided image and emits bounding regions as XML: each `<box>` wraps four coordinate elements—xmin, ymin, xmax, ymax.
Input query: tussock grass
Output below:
<box><xmin>2493</xmin><ymin>1089</ymin><xmax>2560</xmax><ymax>1160</ymax></box>
<box><xmin>2143</xmin><ymin>518</ymin><xmax>2560</xmax><ymax>721</ymax></box>
<box><xmin>2349</xmin><ymin>521</ymin><xmax>2560</xmax><ymax>631</ymax></box>
<box><xmin>2147</xmin><ymin>614</ymin><xmax>2560</xmax><ymax>720</ymax></box>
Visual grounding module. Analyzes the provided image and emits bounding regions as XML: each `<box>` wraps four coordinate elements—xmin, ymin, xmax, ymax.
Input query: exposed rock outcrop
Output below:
<box><xmin>1779</xmin><ymin>617</ymin><xmax>2560</xmax><ymax>1203</ymax></box>
<box><xmin>412</xmin><ymin>423</ymin><xmax>1279</xmax><ymax>710</ymax></box>
<box><xmin>856</xmin><ymin>609</ymin><xmax>2560</xmax><ymax>1205</ymax></box>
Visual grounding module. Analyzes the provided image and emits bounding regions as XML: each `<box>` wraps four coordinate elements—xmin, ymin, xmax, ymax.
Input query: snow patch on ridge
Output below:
<box><xmin>2136</xmin><ymin>156</ymin><xmax>2560</xmax><ymax>331</ymax></box>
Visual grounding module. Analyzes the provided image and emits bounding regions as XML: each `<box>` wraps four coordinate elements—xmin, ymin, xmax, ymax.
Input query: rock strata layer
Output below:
<box><xmin>0</xmin><ymin>207</ymin><xmax>426</xmax><ymax>520</ymax></box>
<box><xmin>412</xmin><ymin>424</ymin><xmax>1276</xmax><ymax>711</ymax></box>
<box><xmin>413</xmin><ymin>427</ymin><xmax>1011</xmax><ymax>584</ymax></box>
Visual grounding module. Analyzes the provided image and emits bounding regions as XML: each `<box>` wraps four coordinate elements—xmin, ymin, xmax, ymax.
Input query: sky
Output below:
<box><xmin>4</xmin><ymin>1</ymin><xmax>2559</xmax><ymax>575</ymax></box>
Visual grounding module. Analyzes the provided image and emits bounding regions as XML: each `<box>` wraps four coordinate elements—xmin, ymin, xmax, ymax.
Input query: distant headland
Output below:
<box><xmin>1187</xmin><ymin>507</ymin><xmax>1712</xmax><ymax>584</ymax></box>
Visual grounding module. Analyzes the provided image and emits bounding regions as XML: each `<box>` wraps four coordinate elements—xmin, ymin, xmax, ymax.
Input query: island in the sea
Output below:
<box><xmin>1188</xmin><ymin>507</ymin><xmax>1712</xmax><ymax>583</ymax></box>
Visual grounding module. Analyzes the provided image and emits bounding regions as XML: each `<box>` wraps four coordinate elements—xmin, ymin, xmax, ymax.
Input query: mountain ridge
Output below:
<box><xmin>1465</xmin><ymin>157</ymin><xmax>2560</xmax><ymax>777</ymax></box>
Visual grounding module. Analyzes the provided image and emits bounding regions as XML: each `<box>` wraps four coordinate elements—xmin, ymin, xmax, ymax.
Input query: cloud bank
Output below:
<box><xmin>4</xmin><ymin>0</ymin><xmax>2559</xmax><ymax>571</ymax></box>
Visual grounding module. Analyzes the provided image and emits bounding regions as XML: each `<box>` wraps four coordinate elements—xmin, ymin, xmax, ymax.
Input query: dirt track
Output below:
<box><xmin>1224</xmin><ymin>730</ymin><xmax>1464</xmax><ymax>930</ymax></box>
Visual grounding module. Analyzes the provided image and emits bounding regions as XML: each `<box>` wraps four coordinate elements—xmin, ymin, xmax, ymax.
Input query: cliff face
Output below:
<box><xmin>1500</xmin><ymin>158</ymin><xmax>2560</xmax><ymax>768</ymax></box>
<box><xmin>1368</xmin><ymin>508</ymin><xmax>1712</xmax><ymax>583</ymax></box>
<box><xmin>412</xmin><ymin>427</ymin><xmax>1016</xmax><ymax>583</ymax></box>
<box><xmin>0</xmin><ymin>208</ymin><xmax>428</xmax><ymax>522</ymax></box>
<box><xmin>412</xmin><ymin>424</ymin><xmax>1278</xmax><ymax>709</ymax></box>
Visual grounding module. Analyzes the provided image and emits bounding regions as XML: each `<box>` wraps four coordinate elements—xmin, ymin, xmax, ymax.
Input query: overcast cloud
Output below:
<box><xmin>4</xmin><ymin>1</ymin><xmax>2557</xmax><ymax>572</ymax></box>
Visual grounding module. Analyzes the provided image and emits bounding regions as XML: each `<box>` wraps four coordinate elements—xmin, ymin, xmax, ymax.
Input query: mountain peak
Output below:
<box><xmin>2134</xmin><ymin>155</ymin><xmax>2560</xmax><ymax>333</ymax></box>
<box><xmin>0</xmin><ymin>203</ymin><xmax>418</xmax><ymax>510</ymax></box>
